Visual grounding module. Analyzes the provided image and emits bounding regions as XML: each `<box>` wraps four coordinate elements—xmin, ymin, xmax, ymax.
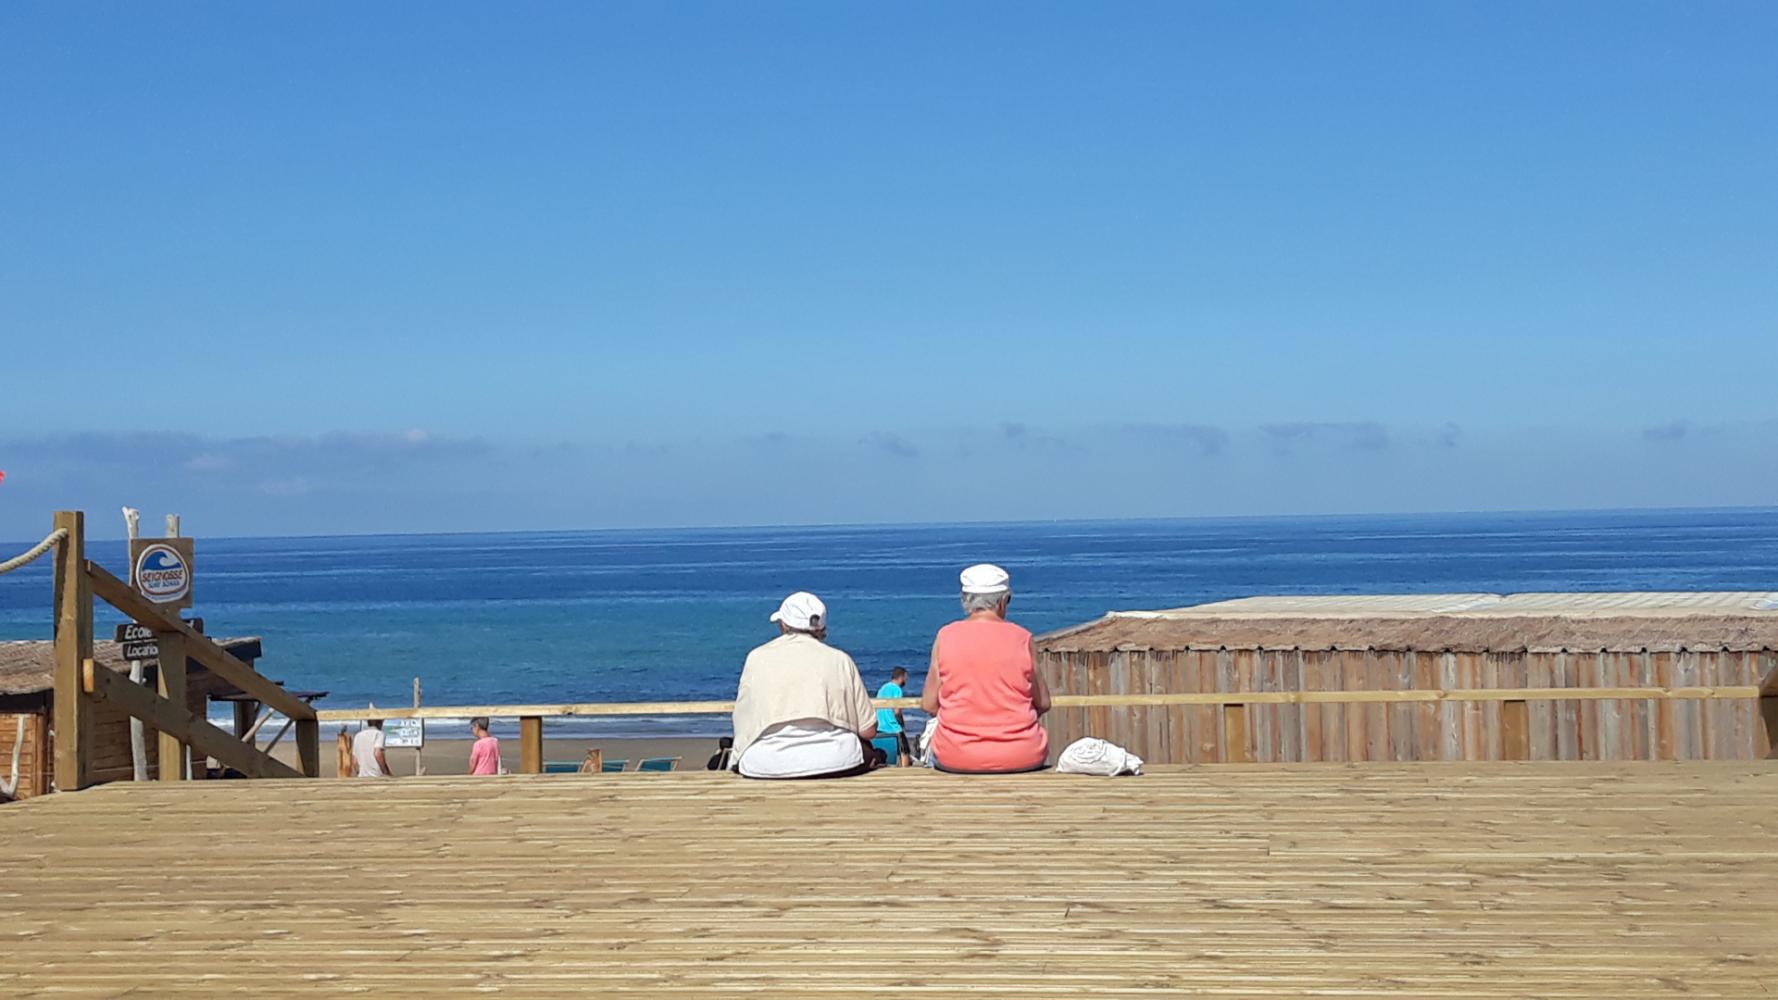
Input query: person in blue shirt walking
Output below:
<box><xmin>876</xmin><ymin>667</ymin><xmax>911</xmax><ymax>766</ymax></box>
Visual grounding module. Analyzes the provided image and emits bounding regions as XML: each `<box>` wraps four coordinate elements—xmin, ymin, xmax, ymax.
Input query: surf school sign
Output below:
<box><xmin>129</xmin><ymin>537</ymin><xmax>195</xmax><ymax>610</ymax></box>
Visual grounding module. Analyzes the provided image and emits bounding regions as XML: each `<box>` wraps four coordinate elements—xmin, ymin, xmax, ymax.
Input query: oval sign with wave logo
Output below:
<box><xmin>134</xmin><ymin>543</ymin><xmax>191</xmax><ymax>604</ymax></box>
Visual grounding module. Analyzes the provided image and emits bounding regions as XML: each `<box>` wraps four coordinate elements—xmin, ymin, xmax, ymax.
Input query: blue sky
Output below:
<box><xmin>1</xmin><ymin>3</ymin><xmax>1774</xmax><ymax>537</ymax></box>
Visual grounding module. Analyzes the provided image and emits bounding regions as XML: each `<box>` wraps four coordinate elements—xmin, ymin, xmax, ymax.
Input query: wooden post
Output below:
<box><xmin>155</xmin><ymin>631</ymin><xmax>187</xmax><ymax>781</ymax></box>
<box><xmin>412</xmin><ymin>677</ymin><xmax>424</xmax><ymax>777</ymax></box>
<box><xmin>129</xmin><ymin>661</ymin><xmax>150</xmax><ymax>782</ymax></box>
<box><xmin>52</xmin><ymin>511</ymin><xmax>93</xmax><ymax>792</ymax></box>
<box><xmin>1221</xmin><ymin>703</ymin><xmax>1252</xmax><ymax>763</ymax></box>
<box><xmin>296</xmin><ymin>717</ymin><xmax>320</xmax><ymax>778</ymax></box>
<box><xmin>233</xmin><ymin>701</ymin><xmax>257</xmax><ymax>741</ymax></box>
<box><xmin>520</xmin><ymin>716</ymin><xmax>543</xmax><ymax>774</ymax></box>
<box><xmin>1502</xmin><ymin>699</ymin><xmax>1530</xmax><ymax>761</ymax></box>
<box><xmin>124</xmin><ymin>507</ymin><xmax>148</xmax><ymax>782</ymax></box>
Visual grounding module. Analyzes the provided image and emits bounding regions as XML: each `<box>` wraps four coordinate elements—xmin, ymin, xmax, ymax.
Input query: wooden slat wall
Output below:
<box><xmin>88</xmin><ymin>700</ymin><xmax>157</xmax><ymax>784</ymax></box>
<box><xmin>0</xmin><ymin>711</ymin><xmax>48</xmax><ymax>799</ymax></box>
<box><xmin>1039</xmin><ymin>647</ymin><xmax>1770</xmax><ymax>764</ymax></box>
<box><xmin>1759</xmin><ymin>652</ymin><xmax>1778</xmax><ymax>759</ymax></box>
<box><xmin>1141</xmin><ymin>651</ymin><xmax>1168</xmax><ymax>764</ymax></box>
<box><xmin>1279</xmin><ymin>650</ymin><xmax>1303</xmax><ymax>762</ymax></box>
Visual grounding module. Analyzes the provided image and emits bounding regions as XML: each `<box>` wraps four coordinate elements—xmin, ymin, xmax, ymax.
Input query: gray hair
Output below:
<box><xmin>961</xmin><ymin>589</ymin><xmax>1009</xmax><ymax>614</ymax></box>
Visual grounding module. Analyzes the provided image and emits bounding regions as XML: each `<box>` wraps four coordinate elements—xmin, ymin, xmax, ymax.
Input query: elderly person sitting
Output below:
<box><xmin>920</xmin><ymin>564</ymin><xmax>1051</xmax><ymax>773</ymax></box>
<box><xmin>731</xmin><ymin>591</ymin><xmax>878</xmax><ymax>779</ymax></box>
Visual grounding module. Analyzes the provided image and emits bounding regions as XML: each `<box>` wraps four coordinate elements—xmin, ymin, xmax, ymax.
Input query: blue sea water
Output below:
<box><xmin>3</xmin><ymin>508</ymin><xmax>1776</xmax><ymax>737</ymax></box>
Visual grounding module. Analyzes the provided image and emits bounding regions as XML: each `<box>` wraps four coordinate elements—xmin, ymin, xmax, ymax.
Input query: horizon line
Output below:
<box><xmin>7</xmin><ymin>502</ymin><xmax>1776</xmax><ymax>545</ymax></box>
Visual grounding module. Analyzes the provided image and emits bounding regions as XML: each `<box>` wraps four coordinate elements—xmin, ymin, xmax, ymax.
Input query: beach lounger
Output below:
<box><xmin>542</xmin><ymin>761</ymin><xmax>582</xmax><ymax>774</ymax></box>
<box><xmin>601</xmin><ymin>759</ymin><xmax>630</xmax><ymax>772</ymax></box>
<box><xmin>635</xmin><ymin>756</ymin><xmax>679</xmax><ymax>772</ymax></box>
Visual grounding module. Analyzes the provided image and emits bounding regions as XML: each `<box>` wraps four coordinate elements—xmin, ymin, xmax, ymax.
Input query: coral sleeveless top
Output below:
<box><xmin>930</xmin><ymin>618</ymin><xmax>1048</xmax><ymax>772</ymax></box>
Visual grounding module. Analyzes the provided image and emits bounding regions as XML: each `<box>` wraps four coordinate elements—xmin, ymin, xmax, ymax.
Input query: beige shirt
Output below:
<box><xmin>731</xmin><ymin>633</ymin><xmax>876</xmax><ymax>764</ymax></box>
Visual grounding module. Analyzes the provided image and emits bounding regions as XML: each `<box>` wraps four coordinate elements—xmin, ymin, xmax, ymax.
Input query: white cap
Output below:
<box><xmin>769</xmin><ymin>591</ymin><xmax>827</xmax><ymax>631</ymax></box>
<box><xmin>960</xmin><ymin>563</ymin><xmax>1011</xmax><ymax>594</ymax></box>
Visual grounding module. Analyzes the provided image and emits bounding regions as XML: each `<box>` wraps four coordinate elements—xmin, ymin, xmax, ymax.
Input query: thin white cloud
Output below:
<box><xmin>860</xmin><ymin>431</ymin><xmax>919</xmax><ymax>459</ymax></box>
<box><xmin>1117</xmin><ymin>423</ymin><xmax>1228</xmax><ymax>456</ymax></box>
<box><xmin>1261</xmin><ymin>421</ymin><xmax>1390</xmax><ymax>452</ymax></box>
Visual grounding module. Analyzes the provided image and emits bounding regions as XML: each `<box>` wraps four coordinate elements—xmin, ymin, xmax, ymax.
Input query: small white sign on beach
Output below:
<box><xmin>384</xmin><ymin>719</ymin><xmax>424</xmax><ymax>749</ymax></box>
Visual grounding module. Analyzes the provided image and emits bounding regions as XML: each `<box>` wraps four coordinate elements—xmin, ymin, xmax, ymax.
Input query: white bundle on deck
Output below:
<box><xmin>1056</xmin><ymin>737</ymin><xmax>1143</xmax><ymax>776</ymax></box>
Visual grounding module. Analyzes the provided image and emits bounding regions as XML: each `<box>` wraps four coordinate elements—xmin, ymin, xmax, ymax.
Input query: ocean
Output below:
<box><xmin>3</xmin><ymin>508</ymin><xmax>1776</xmax><ymax>738</ymax></box>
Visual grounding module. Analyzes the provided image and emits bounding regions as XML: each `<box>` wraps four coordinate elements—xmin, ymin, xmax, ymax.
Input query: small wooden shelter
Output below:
<box><xmin>1036</xmin><ymin>592</ymin><xmax>1778</xmax><ymax>765</ymax></box>
<box><xmin>0</xmin><ymin>637</ymin><xmax>263</xmax><ymax>799</ymax></box>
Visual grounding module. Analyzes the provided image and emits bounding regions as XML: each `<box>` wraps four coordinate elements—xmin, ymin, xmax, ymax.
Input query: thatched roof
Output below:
<box><xmin>0</xmin><ymin>637</ymin><xmax>262</xmax><ymax>698</ymax></box>
<box><xmin>1038</xmin><ymin>593</ymin><xmax>1778</xmax><ymax>654</ymax></box>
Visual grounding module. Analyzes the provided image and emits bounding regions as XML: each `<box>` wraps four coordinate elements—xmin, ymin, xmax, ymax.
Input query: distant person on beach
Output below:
<box><xmin>921</xmin><ymin>564</ymin><xmax>1051</xmax><ymax>773</ymax></box>
<box><xmin>352</xmin><ymin>719</ymin><xmax>393</xmax><ymax>778</ymax></box>
<box><xmin>876</xmin><ymin>667</ymin><xmax>912</xmax><ymax>766</ymax></box>
<box><xmin>336</xmin><ymin>727</ymin><xmax>354</xmax><ymax>777</ymax></box>
<box><xmin>468</xmin><ymin>717</ymin><xmax>502</xmax><ymax>775</ymax></box>
<box><xmin>730</xmin><ymin>591</ymin><xmax>878</xmax><ymax>779</ymax></box>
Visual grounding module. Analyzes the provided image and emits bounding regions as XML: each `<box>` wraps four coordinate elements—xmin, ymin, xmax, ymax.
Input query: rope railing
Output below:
<box><xmin>0</xmin><ymin>527</ymin><xmax>68</xmax><ymax>576</ymax></box>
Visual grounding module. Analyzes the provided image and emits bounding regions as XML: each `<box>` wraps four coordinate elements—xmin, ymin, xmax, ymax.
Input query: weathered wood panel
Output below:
<box><xmin>1041</xmin><ymin>646</ymin><xmax>1772</xmax><ymax>764</ymax></box>
<box><xmin>0</xmin><ymin>711</ymin><xmax>47</xmax><ymax>799</ymax></box>
<box><xmin>1412</xmin><ymin>652</ymin><xmax>1439</xmax><ymax>760</ymax></box>
<box><xmin>1385</xmin><ymin>651</ymin><xmax>1413</xmax><ymax>762</ymax></box>
<box><xmin>1436</xmin><ymin>647</ymin><xmax>1465</xmax><ymax>754</ymax></box>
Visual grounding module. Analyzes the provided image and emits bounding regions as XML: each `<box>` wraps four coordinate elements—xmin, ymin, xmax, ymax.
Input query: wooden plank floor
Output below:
<box><xmin>2</xmin><ymin>763</ymin><xmax>1776</xmax><ymax>998</ymax></box>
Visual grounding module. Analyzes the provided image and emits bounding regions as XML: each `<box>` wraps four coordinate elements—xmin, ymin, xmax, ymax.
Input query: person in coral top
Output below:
<box><xmin>467</xmin><ymin>716</ymin><xmax>503</xmax><ymax>776</ymax></box>
<box><xmin>920</xmin><ymin>564</ymin><xmax>1052</xmax><ymax>773</ymax></box>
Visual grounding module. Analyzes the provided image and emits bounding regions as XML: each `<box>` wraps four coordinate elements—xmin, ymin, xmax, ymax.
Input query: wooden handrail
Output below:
<box><xmin>1051</xmin><ymin>687</ymin><xmax>1758</xmax><ymax>705</ymax></box>
<box><xmin>83</xmin><ymin>660</ymin><xmax>304</xmax><ymax>780</ymax></box>
<box><xmin>45</xmin><ymin>513</ymin><xmax>323</xmax><ymax>787</ymax></box>
<box><xmin>314</xmin><ymin>685</ymin><xmax>1759</xmax><ymax>722</ymax></box>
<box><xmin>87</xmin><ymin>561</ymin><xmax>317</xmax><ymax>723</ymax></box>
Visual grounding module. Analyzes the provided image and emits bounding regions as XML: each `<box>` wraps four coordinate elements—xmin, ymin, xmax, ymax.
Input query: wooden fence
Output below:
<box><xmin>1039</xmin><ymin>647</ymin><xmax>1777</xmax><ymax>764</ymax></box>
<box><xmin>315</xmin><ymin>678</ymin><xmax>1767</xmax><ymax>773</ymax></box>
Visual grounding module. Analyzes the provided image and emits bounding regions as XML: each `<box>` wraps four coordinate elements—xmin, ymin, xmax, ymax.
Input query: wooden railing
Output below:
<box><xmin>317</xmin><ymin>683</ymin><xmax>1760</xmax><ymax>772</ymax></box>
<box><xmin>49</xmin><ymin>511</ymin><xmax>320</xmax><ymax>790</ymax></box>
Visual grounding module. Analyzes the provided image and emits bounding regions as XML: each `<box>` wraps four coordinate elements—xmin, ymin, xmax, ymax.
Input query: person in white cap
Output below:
<box><xmin>729</xmin><ymin>591</ymin><xmax>879</xmax><ymax>779</ymax></box>
<box><xmin>919</xmin><ymin>564</ymin><xmax>1051</xmax><ymax>773</ymax></box>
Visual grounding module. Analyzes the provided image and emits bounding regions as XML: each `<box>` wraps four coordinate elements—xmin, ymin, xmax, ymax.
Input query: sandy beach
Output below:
<box><xmin>272</xmin><ymin>735</ymin><xmax>724</xmax><ymax>777</ymax></box>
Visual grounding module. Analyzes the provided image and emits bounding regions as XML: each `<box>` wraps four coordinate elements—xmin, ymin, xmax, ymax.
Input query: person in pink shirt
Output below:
<box><xmin>921</xmin><ymin>563</ymin><xmax>1052</xmax><ymax>773</ymax></box>
<box><xmin>467</xmin><ymin>717</ymin><xmax>503</xmax><ymax>775</ymax></box>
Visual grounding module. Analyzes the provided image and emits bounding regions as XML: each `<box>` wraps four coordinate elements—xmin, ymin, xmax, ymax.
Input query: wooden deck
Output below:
<box><xmin>3</xmin><ymin>763</ymin><xmax>1775</xmax><ymax>997</ymax></box>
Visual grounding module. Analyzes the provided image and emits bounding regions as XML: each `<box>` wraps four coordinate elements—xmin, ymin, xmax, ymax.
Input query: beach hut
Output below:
<box><xmin>1036</xmin><ymin>592</ymin><xmax>1778</xmax><ymax>765</ymax></box>
<box><xmin>0</xmin><ymin>637</ymin><xmax>265</xmax><ymax>799</ymax></box>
